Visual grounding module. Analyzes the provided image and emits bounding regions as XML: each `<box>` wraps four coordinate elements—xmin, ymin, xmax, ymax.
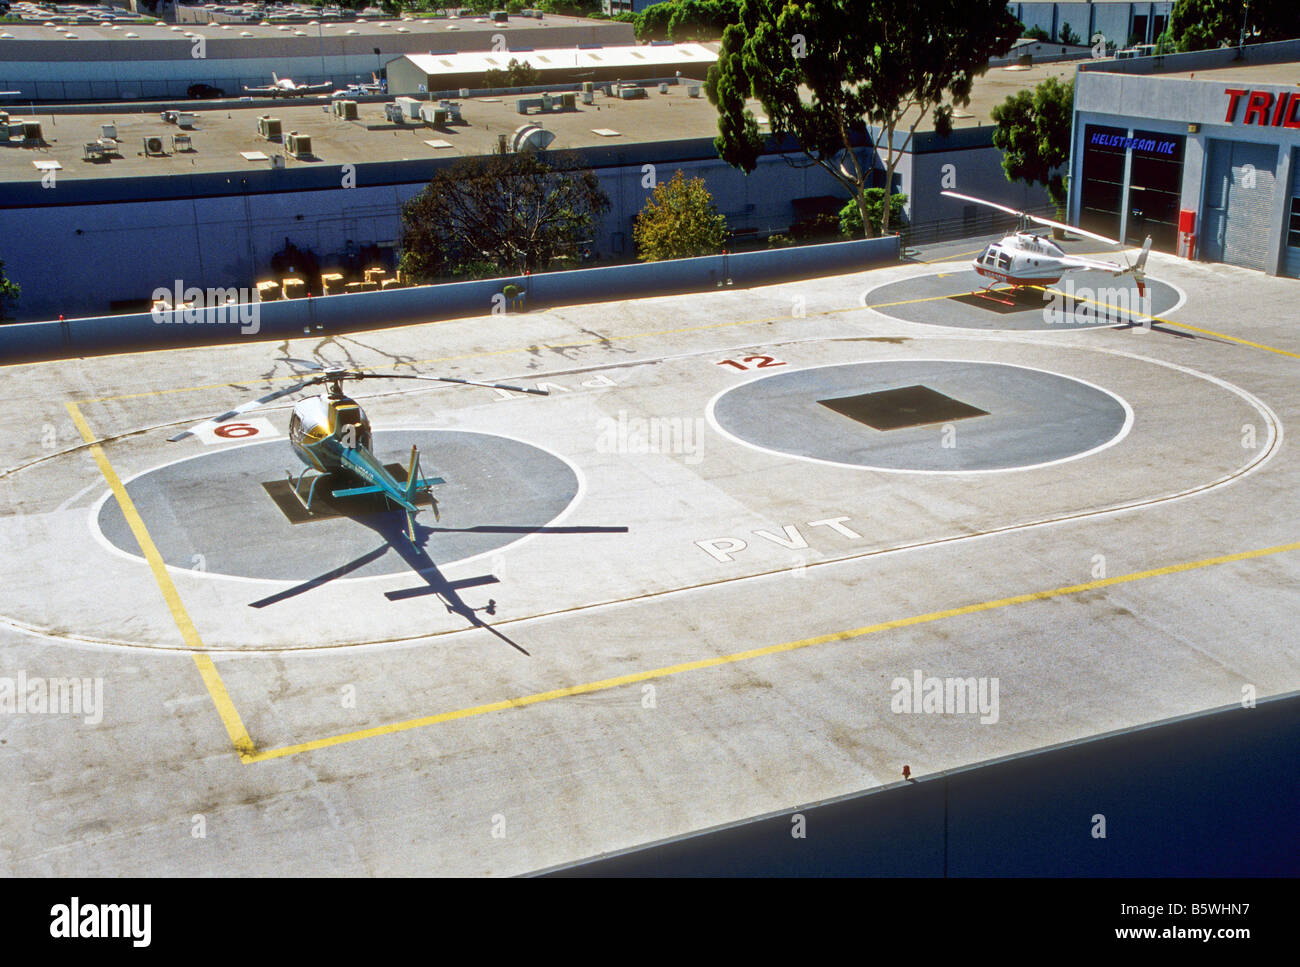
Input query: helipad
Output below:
<box><xmin>1</xmin><ymin>245</ymin><xmax>1297</xmax><ymax>876</ymax></box>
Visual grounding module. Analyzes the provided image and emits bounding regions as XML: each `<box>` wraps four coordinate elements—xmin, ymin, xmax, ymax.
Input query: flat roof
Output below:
<box><xmin>1083</xmin><ymin>61</ymin><xmax>1300</xmax><ymax>85</ymax></box>
<box><xmin>0</xmin><ymin>12</ymin><xmax>619</xmax><ymax>46</ymax></box>
<box><xmin>0</xmin><ymin>61</ymin><xmax>1063</xmax><ymax>183</ymax></box>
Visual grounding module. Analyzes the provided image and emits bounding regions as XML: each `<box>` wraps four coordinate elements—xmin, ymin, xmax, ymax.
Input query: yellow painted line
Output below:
<box><xmin>1023</xmin><ymin>285</ymin><xmax>1300</xmax><ymax>361</ymax></box>
<box><xmin>66</xmin><ymin>402</ymin><xmax>257</xmax><ymax>761</ymax></box>
<box><xmin>244</xmin><ymin>538</ymin><xmax>1300</xmax><ymax>763</ymax></box>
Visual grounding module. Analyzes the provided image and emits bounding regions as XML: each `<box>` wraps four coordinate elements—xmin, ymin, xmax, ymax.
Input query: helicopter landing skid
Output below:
<box><xmin>972</xmin><ymin>284</ymin><xmax>1021</xmax><ymax>307</ymax></box>
<box><xmin>287</xmin><ymin>467</ymin><xmax>328</xmax><ymax>513</ymax></box>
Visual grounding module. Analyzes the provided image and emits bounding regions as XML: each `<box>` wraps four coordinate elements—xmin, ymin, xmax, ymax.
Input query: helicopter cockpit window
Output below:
<box><xmin>997</xmin><ymin>252</ymin><xmax>1013</xmax><ymax>271</ymax></box>
<box><xmin>978</xmin><ymin>245</ymin><xmax>994</xmax><ymax>265</ymax></box>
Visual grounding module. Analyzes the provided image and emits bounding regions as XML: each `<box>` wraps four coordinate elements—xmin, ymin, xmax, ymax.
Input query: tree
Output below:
<box><xmin>1165</xmin><ymin>0</ymin><xmax>1300</xmax><ymax>51</ymax></box>
<box><xmin>1059</xmin><ymin>21</ymin><xmax>1081</xmax><ymax>46</ymax></box>
<box><xmin>399</xmin><ymin>150</ymin><xmax>609</xmax><ymax>281</ymax></box>
<box><xmin>990</xmin><ymin>76</ymin><xmax>1074</xmax><ymax>214</ymax></box>
<box><xmin>1024</xmin><ymin>25</ymin><xmax>1050</xmax><ymax>41</ymax></box>
<box><xmin>707</xmin><ymin>0</ymin><xmax>1020</xmax><ymax>238</ymax></box>
<box><xmin>633</xmin><ymin>169</ymin><xmax>728</xmax><ymax>261</ymax></box>
<box><xmin>838</xmin><ymin>189</ymin><xmax>907</xmax><ymax>238</ymax></box>
<box><xmin>484</xmin><ymin>58</ymin><xmax>540</xmax><ymax>88</ymax></box>
<box><xmin>0</xmin><ymin>259</ymin><xmax>18</xmax><ymax>321</ymax></box>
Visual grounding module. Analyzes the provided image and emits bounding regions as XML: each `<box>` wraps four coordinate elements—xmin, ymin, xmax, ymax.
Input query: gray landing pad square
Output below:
<box><xmin>866</xmin><ymin>270</ymin><xmax>1180</xmax><ymax>331</ymax></box>
<box><xmin>818</xmin><ymin>385</ymin><xmax>989</xmax><ymax>431</ymax></box>
<box><xmin>96</xmin><ymin>430</ymin><xmax>580</xmax><ymax>581</ymax></box>
<box><xmin>711</xmin><ymin>361</ymin><xmax>1129</xmax><ymax>472</ymax></box>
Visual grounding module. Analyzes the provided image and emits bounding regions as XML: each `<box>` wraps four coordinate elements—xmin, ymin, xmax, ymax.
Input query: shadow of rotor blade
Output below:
<box><xmin>249</xmin><ymin>543</ymin><xmax>391</xmax><ymax>609</ymax></box>
<box><xmin>1111</xmin><ymin>321</ymin><xmax>1199</xmax><ymax>340</ymax></box>
<box><xmin>368</xmin><ymin>515</ymin><xmax>531</xmax><ymax>657</ymax></box>
<box><xmin>384</xmin><ymin>573</ymin><xmax>500</xmax><ymax>601</ymax></box>
<box><xmin>424</xmin><ymin>525</ymin><xmax>630</xmax><ymax>535</ymax></box>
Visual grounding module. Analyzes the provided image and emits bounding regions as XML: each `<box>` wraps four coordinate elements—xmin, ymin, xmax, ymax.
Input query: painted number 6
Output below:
<box><xmin>214</xmin><ymin>422</ymin><xmax>260</xmax><ymax>439</ymax></box>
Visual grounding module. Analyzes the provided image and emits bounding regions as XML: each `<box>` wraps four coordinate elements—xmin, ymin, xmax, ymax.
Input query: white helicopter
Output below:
<box><xmin>941</xmin><ymin>190</ymin><xmax>1152</xmax><ymax>304</ymax></box>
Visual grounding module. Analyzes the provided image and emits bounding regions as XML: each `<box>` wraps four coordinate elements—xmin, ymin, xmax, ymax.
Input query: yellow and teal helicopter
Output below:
<box><xmin>168</xmin><ymin>360</ymin><xmax>546</xmax><ymax>542</ymax></box>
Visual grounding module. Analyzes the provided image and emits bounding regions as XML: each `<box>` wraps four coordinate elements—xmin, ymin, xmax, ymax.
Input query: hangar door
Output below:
<box><xmin>1284</xmin><ymin>148</ymin><xmax>1300</xmax><ymax>279</ymax></box>
<box><xmin>1201</xmin><ymin>139</ymin><xmax>1278</xmax><ymax>272</ymax></box>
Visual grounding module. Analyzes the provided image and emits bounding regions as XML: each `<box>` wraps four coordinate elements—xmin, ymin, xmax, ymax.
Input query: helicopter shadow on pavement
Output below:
<box><xmin>249</xmin><ymin>509</ymin><xmax>629</xmax><ymax>657</ymax></box>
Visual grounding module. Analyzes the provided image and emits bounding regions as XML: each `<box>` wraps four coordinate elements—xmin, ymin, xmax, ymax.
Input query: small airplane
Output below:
<box><xmin>167</xmin><ymin>361</ymin><xmax>547</xmax><ymax>542</ymax></box>
<box><xmin>243</xmin><ymin>73</ymin><xmax>334</xmax><ymax>98</ymax></box>
<box><xmin>941</xmin><ymin>190</ymin><xmax>1152</xmax><ymax>304</ymax></box>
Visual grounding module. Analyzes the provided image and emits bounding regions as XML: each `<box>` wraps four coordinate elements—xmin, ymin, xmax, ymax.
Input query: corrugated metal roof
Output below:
<box><xmin>400</xmin><ymin>43</ymin><xmax>717</xmax><ymax>77</ymax></box>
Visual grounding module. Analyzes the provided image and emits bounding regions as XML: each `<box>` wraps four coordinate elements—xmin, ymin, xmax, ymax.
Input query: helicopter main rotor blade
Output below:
<box><xmin>378</xmin><ymin>373</ymin><xmax>549</xmax><ymax>396</ymax></box>
<box><xmin>940</xmin><ymin>190</ymin><xmax>1123</xmax><ymax>247</ymax></box>
<box><xmin>167</xmin><ymin>378</ymin><xmax>321</xmax><ymax>441</ymax></box>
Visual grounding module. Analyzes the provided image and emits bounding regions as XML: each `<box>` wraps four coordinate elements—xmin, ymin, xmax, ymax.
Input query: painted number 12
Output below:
<box><xmin>716</xmin><ymin>355</ymin><xmax>786</xmax><ymax>371</ymax></box>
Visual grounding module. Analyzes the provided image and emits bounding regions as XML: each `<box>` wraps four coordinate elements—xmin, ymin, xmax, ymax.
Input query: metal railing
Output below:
<box><xmin>895</xmin><ymin>203</ymin><xmax>1060</xmax><ymax>251</ymax></box>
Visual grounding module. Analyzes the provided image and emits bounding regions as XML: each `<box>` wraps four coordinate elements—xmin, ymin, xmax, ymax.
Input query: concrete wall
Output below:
<box><xmin>543</xmin><ymin>692</ymin><xmax>1300</xmax><ymax>876</ymax></box>
<box><xmin>0</xmin><ymin>23</ymin><xmax>633</xmax><ymax>101</ymax></box>
<box><xmin>0</xmin><ymin>138</ymin><xmax>871</xmax><ymax>321</ymax></box>
<box><xmin>1007</xmin><ymin>2</ymin><xmax>1172</xmax><ymax>46</ymax></box>
<box><xmin>0</xmin><ymin>236</ymin><xmax>899</xmax><ymax>364</ymax></box>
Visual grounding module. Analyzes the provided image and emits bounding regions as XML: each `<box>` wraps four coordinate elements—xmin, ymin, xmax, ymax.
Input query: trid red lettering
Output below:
<box><xmin>1243</xmin><ymin>90</ymin><xmax>1273</xmax><ymax>125</ymax></box>
<box><xmin>1224</xmin><ymin>87</ymin><xmax>1249</xmax><ymax>122</ymax></box>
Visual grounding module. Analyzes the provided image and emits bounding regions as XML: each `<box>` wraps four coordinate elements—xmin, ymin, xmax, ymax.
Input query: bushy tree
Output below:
<box><xmin>0</xmin><ymin>259</ymin><xmax>19</xmax><ymax>321</ymax></box>
<box><xmin>399</xmin><ymin>151</ymin><xmax>609</xmax><ymax>280</ymax></box>
<box><xmin>1165</xmin><ymin>0</ymin><xmax>1300</xmax><ymax>51</ymax></box>
<box><xmin>708</xmin><ymin>0</ymin><xmax>1020</xmax><ymax>237</ymax></box>
<box><xmin>484</xmin><ymin>58</ymin><xmax>540</xmax><ymax>88</ymax></box>
<box><xmin>635</xmin><ymin>0</ymin><xmax>738</xmax><ymax>42</ymax></box>
<box><xmin>990</xmin><ymin>76</ymin><xmax>1074</xmax><ymax>212</ymax></box>
<box><xmin>633</xmin><ymin>169</ymin><xmax>728</xmax><ymax>260</ymax></box>
<box><xmin>838</xmin><ymin>190</ymin><xmax>907</xmax><ymax>238</ymax></box>
<box><xmin>1059</xmin><ymin>21</ymin><xmax>1081</xmax><ymax>46</ymax></box>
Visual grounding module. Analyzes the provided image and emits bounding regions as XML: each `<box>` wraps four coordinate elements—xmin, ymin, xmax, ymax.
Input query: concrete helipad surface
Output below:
<box><xmin>1</xmin><ymin>245</ymin><xmax>1298</xmax><ymax>875</ymax></box>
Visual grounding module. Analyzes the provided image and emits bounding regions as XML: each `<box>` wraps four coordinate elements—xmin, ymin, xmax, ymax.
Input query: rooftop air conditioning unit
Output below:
<box><xmin>270</xmin><ymin>154</ymin><xmax>285</xmax><ymax>169</ymax></box>
<box><xmin>618</xmin><ymin>84</ymin><xmax>646</xmax><ymax>100</ymax></box>
<box><xmin>439</xmin><ymin>100</ymin><xmax>461</xmax><ymax>123</ymax></box>
<box><xmin>142</xmin><ymin>135</ymin><xmax>165</xmax><ymax>155</ymax></box>
<box><xmin>687</xmin><ymin>84</ymin><xmax>701</xmax><ymax>98</ymax></box>
<box><xmin>257</xmin><ymin>115</ymin><xmax>282</xmax><ymax>140</ymax></box>
<box><xmin>22</xmin><ymin>121</ymin><xmax>42</xmax><ymax>142</ymax></box>
<box><xmin>285</xmin><ymin>131</ymin><xmax>312</xmax><ymax>157</ymax></box>
<box><xmin>160</xmin><ymin>110</ymin><xmax>178</xmax><ymax>124</ymax></box>
<box><xmin>175</xmin><ymin>112</ymin><xmax>196</xmax><ymax>129</ymax></box>
<box><xmin>171</xmin><ymin>133</ymin><xmax>193</xmax><ymax>152</ymax></box>
<box><xmin>581</xmin><ymin>90</ymin><xmax>593</xmax><ymax>105</ymax></box>
<box><xmin>658</xmin><ymin>82</ymin><xmax>669</xmax><ymax>94</ymax></box>
<box><xmin>384</xmin><ymin>102</ymin><xmax>405</xmax><ymax>123</ymax></box>
<box><xmin>333</xmin><ymin>99</ymin><xmax>358</xmax><ymax>120</ymax></box>
<box><xmin>100</xmin><ymin>122</ymin><xmax>116</xmax><ymax>139</ymax></box>
<box><xmin>82</xmin><ymin>141</ymin><xmax>106</xmax><ymax>161</ymax></box>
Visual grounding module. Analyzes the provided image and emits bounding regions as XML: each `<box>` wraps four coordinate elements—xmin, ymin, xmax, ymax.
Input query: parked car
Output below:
<box><xmin>187</xmin><ymin>83</ymin><xmax>227</xmax><ymax>100</ymax></box>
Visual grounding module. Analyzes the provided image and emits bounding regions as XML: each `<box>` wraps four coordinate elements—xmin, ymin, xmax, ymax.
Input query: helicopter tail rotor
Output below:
<box><xmin>1133</xmin><ymin>236</ymin><xmax>1153</xmax><ymax>298</ymax></box>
